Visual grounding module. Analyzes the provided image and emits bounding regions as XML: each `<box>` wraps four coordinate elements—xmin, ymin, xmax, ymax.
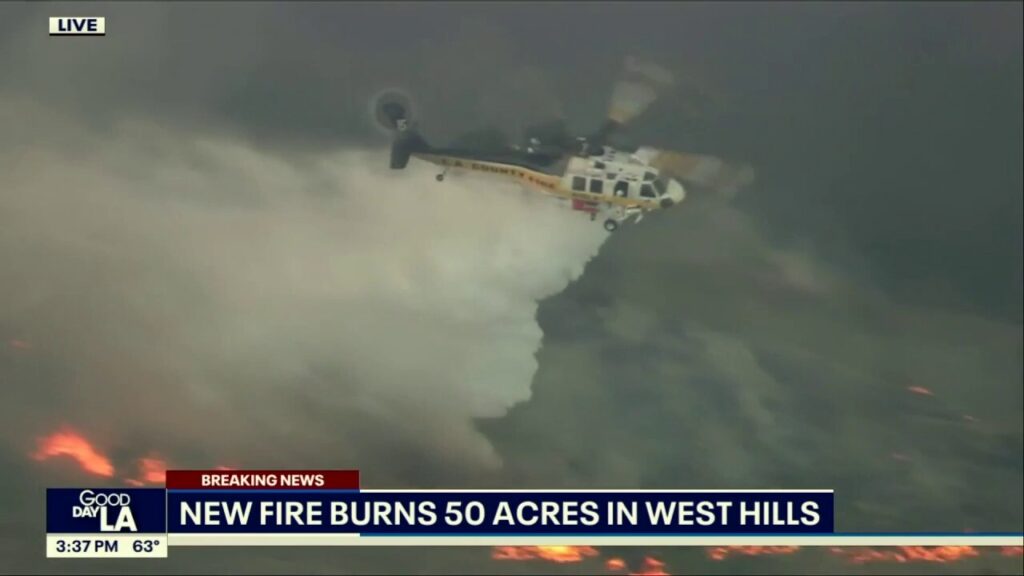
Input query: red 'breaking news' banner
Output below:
<box><xmin>166</xmin><ymin>470</ymin><xmax>360</xmax><ymax>490</ymax></box>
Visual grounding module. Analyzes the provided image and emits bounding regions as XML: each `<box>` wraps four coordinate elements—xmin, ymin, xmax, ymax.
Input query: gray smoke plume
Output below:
<box><xmin>0</xmin><ymin>95</ymin><xmax>607</xmax><ymax>482</ymax></box>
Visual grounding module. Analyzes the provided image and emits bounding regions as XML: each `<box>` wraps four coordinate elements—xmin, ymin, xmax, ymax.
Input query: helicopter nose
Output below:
<box><xmin>660</xmin><ymin>179</ymin><xmax>686</xmax><ymax>209</ymax></box>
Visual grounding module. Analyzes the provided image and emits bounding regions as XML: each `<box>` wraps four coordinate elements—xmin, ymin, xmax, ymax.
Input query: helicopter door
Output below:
<box><xmin>613</xmin><ymin>180</ymin><xmax>629</xmax><ymax>198</ymax></box>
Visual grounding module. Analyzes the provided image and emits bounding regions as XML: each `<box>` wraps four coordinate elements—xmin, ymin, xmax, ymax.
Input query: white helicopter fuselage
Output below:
<box><xmin>559</xmin><ymin>147</ymin><xmax>686</xmax><ymax>212</ymax></box>
<box><xmin>415</xmin><ymin>145</ymin><xmax>686</xmax><ymax>230</ymax></box>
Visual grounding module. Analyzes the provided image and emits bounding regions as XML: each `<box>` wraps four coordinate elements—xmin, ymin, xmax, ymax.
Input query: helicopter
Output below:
<box><xmin>372</xmin><ymin>57</ymin><xmax>754</xmax><ymax>232</ymax></box>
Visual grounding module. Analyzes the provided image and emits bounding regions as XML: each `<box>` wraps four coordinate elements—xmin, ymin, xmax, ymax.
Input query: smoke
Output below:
<box><xmin>0</xmin><ymin>96</ymin><xmax>606</xmax><ymax>481</ymax></box>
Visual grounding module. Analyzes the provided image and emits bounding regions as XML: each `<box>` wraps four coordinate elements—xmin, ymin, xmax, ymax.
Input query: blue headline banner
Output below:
<box><xmin>165</xmin><ymin>490</ymin><xmax>834</xmax><ymax>534</ymax></box>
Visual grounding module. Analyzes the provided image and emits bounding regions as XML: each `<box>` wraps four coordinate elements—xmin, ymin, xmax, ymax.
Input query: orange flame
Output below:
<box><xmin>124</xmin><ymin>456</ymin><xmax>168</xmax><ymax>486</ymax></box>
<box><xmin>907</xmin><ymin>386</ymin><xmax>934</xmax><ymax>396</ymax></box>
<box><xmin>629</xmin><ymin>556</ymin><xmax>669</xmax><ymax>576</ymax></box>
<box><xmin>527</xmin><ymin>545</ymin><xmax>1011</xmax><ymax>571</ymax></box>
<box><xmin>32</xmin><ymin>428</ymin><xmax>114</xmax><ymax>477</ymax></box>
<box><xmin>707</xmin><ymin>546</ymin><xmax>801</xmax><ymax>561</ymax></box>
<box><xmin>32</xmin><ymin>428</ymin><xmax>237</xmax><ymax>488</ymax></box>
<box><xmin>605</xmin><ymin>557</ymin><xmax>627</xmax><ymax>571</ymax></box>
<box><xmin>8</xmin><ymin>339</ymin><xmax>31</xmax><ymax>350</ymax></box>
<box><xmin>491</xmin><ymin>545</ymin><xmax>599</xmax><ymax>563</ymax></box>
<box><xmin>830</xmin><ymin>546</ymin><xmax>980</xmax><ymax>564</ymax></box>
<box><xmin>599</xmin><ymin>555</ymin><xmax>671</xmax><ymax>575</ymax></box>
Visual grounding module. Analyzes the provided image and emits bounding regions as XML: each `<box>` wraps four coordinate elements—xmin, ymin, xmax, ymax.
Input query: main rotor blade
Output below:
<box><xmin>450</xmin><ymin>126</ymin><xmax>513</xmax><ymax>152</ymax></box>
<box><xmin>636</xmin><ymin>147</ymin><xmax>756</xmax><ymax>199</ymax></box>
<box><xmin>484</xmin><ymin>65</ymin><xmax>569</xmax><ymax>148</ymax></box>
<box><xmin>608</xmin><ymin>56</ymin><xmax>676</xmax><ymax>127</ymax></box>
<box><xmin>523</xmin><ymin>118</ymin><xmax>573</xmax><ymax>148</ymax></box>
<box><xmin>586</xmin><ymin>57</ymin><xmax>676</xmax><ymax>151</ymax></box>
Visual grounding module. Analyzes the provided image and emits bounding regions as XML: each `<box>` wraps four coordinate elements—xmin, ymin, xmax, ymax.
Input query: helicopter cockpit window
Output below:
<box><xmin>589</xmin><ymin>179</ymin><xmax>604</xmax><ymax>194</ymax></box>
<box><xmin>613</xmin><ymin>180</ymin><xmax>629</xmax><ymax>198</ymax></box>
<box><xmin>640</xmin><ymin>184</ymin><xmax>656</xmax><ymax>199</ymax></box>
<box><xmin>572</xmin><ymin>176</ymin><xmax>586</xmax><ymax>191</ymax></box>
<box><xmin>653</xmin><ymin>179</ymin><xmax>668</xmax><ymax>196</ymax></box>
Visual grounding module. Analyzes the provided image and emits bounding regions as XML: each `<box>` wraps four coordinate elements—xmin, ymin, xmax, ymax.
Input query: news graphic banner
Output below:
<box><xmin>45</xmin><ymin>470</ymin><xmax>1022</xmax><ymax>558</ymax></box>
<box><xmin>47</xmin><ymin>488</ymin><xmax>167</xmax><ymax>558</ymax></box>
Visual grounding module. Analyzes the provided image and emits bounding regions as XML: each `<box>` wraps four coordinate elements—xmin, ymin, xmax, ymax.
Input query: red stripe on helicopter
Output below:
<box><xmin>572</xmin><ymin>199</ymin><xmax>599</xmax><ymax>213</ymax></box>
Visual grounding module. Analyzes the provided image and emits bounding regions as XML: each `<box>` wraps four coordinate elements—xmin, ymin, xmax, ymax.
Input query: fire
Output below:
<box><xmin>706</xmin><ymin>546</ymin><xmax>988</xmax><ymax>566</ymax></box>
<box><xmin>907</xmin><ymin>386</ymin><xmax>934</xmax><ymax>396</ymax></box>
<box><xmin>830</xmin><ymin>546</ymin><xmax>980</xmax><ymax>564</ymax></box>
<box><xmin>629</xmin><ymin>556</ymin><xmax>669</xmax><ymax>576</ymax></box>
<box><xmin>8</xmin><ymin>339</ymin><xmax>31</xmax><ymax>350</ymax></box>
<box><xmin>33</xmin><ymin>427</ymin><xmax>236</xmax><ymax>487</ymax></box>
<box><xmin>605</xmin><ymin>557</ymin><xmax>627</xmax><ymax>571</ymax></box>
<box><xmin>124</xmin><ymin>456</ymin><xmax>168</xmax><ymax>486</ymax></box>
<box><xmin>489</xmin><ymin>546</ymin><xmax>673</xmax><ymax>573</ymax></box>
<box><xmin>491</xmin><ymin>545</ymin><xmax>599</xmax><ymax>563</ymax></box>
<box><xmin>491</xmin><ymin>546</ymin><xmax>534</xmax><ymax>561</ymax></box>
<box><xmin>707</xmin><ymin>546</ymin><xmax>801</xmax><ymax>561</ymax></box>
<box><xmin>493</xmin><ymin>544</ymin><xmax>1013</xmax><ymax>572</ymax></box>
<box><xmin>32</xmin><ymin>428</ymin><xmax>114</xmax><ymax>477</ymax></box>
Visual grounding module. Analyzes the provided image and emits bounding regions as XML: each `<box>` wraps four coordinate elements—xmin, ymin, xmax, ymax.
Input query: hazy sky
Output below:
<box><xmin>1</xmin><ymin>2</ymin><xmax>1021</xmax><ymax>574</ymax></box>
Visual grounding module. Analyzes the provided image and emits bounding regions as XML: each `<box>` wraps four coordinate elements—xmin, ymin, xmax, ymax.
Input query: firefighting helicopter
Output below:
<box><xmin>373</xmin><ymin>57</ymin><xmax>754</xmax><ymax>232</ymax></box>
